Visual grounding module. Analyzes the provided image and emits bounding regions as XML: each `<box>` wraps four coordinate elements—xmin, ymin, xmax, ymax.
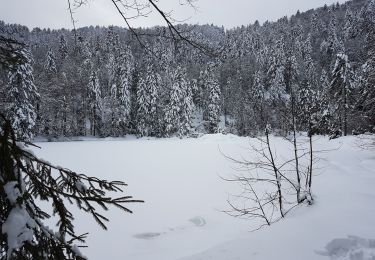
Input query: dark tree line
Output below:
<box><xmin>1</xmin><ymin>0</ymin><xmax>374</xmax><ymax>140</ymax></box>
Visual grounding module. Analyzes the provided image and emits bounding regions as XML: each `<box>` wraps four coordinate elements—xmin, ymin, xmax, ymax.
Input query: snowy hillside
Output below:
<box><xmin>31</xmin><ymin>134</ymin><xmax>375</xmax><ymax>260</ymax></box>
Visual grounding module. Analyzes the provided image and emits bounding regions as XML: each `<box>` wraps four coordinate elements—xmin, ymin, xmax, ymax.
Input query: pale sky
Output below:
<box><xmin>0</xmin><ymin>0</ymin><xmax>348</xmax><ymax>30</ymax></box>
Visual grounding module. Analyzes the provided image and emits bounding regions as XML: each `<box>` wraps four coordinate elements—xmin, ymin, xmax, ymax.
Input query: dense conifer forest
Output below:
<box><xmin>0</xmin><ymin>0</ymin><xmax>374</xmax><ymax>140</ymax></box>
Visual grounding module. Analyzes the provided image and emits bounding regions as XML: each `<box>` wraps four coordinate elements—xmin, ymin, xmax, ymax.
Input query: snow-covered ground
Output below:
<box><xmin>32</xmin><ymin>134</ymin><xmax>375</xmax><ymax>260</ymax></box>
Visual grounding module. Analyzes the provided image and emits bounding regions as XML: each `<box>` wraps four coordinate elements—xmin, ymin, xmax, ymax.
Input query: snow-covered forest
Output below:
<box><xmin>0</xmin><ymin>0</ymin><xmax>374</xmax><ymax>139</ymax></box>
<box><xmin>1</xmin><ymin>0</ymin><xmax>375</xmax><ymax>259</ymax></box>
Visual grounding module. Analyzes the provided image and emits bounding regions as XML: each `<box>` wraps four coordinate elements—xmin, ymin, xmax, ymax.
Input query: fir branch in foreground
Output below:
<box><xmin>0</xmin><ymin>114</ymin><xmax>144</xmax><ymax>260</ymax></box>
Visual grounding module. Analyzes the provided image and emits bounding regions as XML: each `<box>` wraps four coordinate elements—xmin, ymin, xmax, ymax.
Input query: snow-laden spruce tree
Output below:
<box><xmin>5</xmin><ymin>46</ymin><xmax>39</xmax><ymax>141</ymax></box>
<box><xmin>164</xmin><ymin>66</ymin><xmax>184</xmax><ymax>136</ymax></box>
<box><xmin>320</xmin><ymin>9</ymin><xmax>344</xmax><ymax>67</ymax></box>
<box><xmin>344</xmin><ymin>8</ymin><xmax>356</xmax><ymax>41</ymax></box>
<box><xmin>44</xmin><ymin>48</ymin><xmax>57</xmax><ymax>74</ymax></box>
<box><xmin>252</xmin><ymin>70</ymin><xmax>266</xmax><ymax>123</ymax></box>
<box><xmin>270</xmin><ymin>65</ymin><xmax>287</xmax><ymax>100</ymax></box>
<box><xmin>166</xmin><ymin>66</ymin><xmax>194</xmax><ymax>137</ymax></box>
<box><xmin>109</xmin><ymin>46</ymin><xmax>134</xmax><ymax>135</ymax></box>
<box><xmin>242</xmin><ymin>70</ymin><xmax>266</xmax><ymax>135</ymax></box>
<box><xmin>87</xmin><ymin>70</ymin><xmax>102</xmax><ymax>136</ymax></box>
<box><xmin>196</xmin><ymin>69</ymin><xmax>208</xmax><ymax>110</ymax></box>
<box><xmin>72</xmin><ymin>37</ymin><xmax>94</xmax><ymax>137</ymax></box>
<box><xmin>136</xmin><ymin>76</ymin><xmax>149</xmax><ymax>137</ymax></box>
<box><xmin>330</xmin><ymin>53</ymin><xmax>354</xmax><ymax>136</ymax></box>
<box><xmin>265</xmin><ymin>37</ymin><xmax>289</xmax><ymax>131</ymax></box>
<box><xmin>0</xmin><ymin>114</ymin><xmax>143</xmax><ymax>260</ymax></box>
<box><xmin>58</xmin><ymin>35</ymin><xmax>68</xmax><ymax>62</ymax></box>
<box><xmin>269</xmin><ymin>67</ymin><xmax>286</xmax><ymax>104</ymax></box>
<box><xmin>317</xmin><ymin>69</ymin><xmax>335</xmax><ymax>134</ymax></box>
<box><xmin>303</xmin><ymin>34</ymin><xmax>317</xmax><ymax>87</ymax></box>
<box><xmin>198</xmin><ymin>63</ymin><xmax>221</xmax><ymax>134</ymax></box>
<box><xmin>178</xmin><ymin>69</ymin><xmax>194</xmax><ymax>137</ymax></box>
<box><xmin>205</xmin><ymin>72</ymin><xmax>221</xmax><ymax>134</ymax></box>
<box><xmin>136</xmin><ymin>64</ymin><xmax>160</xmax><ymax>137</ymax></box>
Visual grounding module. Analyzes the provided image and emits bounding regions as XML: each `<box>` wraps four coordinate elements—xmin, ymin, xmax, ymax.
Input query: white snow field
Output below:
<box><xmin>32</xmin><ymin>134</ymin><xmax>375</xmax><ymax>260</ymax></box>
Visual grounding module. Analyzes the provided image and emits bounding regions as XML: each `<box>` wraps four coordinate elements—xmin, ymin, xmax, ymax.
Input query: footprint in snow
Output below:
<box><xmin>316</xmin><ymin>236</ymin><xmax>375</xmax><ymax>260</ymax></box>
<box><xmin>133</xmin><ymin>232</ymin><xmax>163</xmax><ymax>240</ymax></box>
<box><xmin>189</xmin><ymin>216</ymin><xmax>207</xmax><ymax>227</ymax></box>
<box><xmin>133</xmin><ymin>216</ymin><xmax>207</xmax><ymax>240</ymax></box>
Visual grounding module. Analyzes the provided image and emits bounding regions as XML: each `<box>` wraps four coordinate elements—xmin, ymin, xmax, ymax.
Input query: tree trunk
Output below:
<box><xmin>291</xmin><ymin>93</ymin><xmax>301</xmax><ymax>202</ymax></box>
<box><xmin>265</xmin><ymin>127</ymin><xmax>284</xmax><ymax>217</ymax></box>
